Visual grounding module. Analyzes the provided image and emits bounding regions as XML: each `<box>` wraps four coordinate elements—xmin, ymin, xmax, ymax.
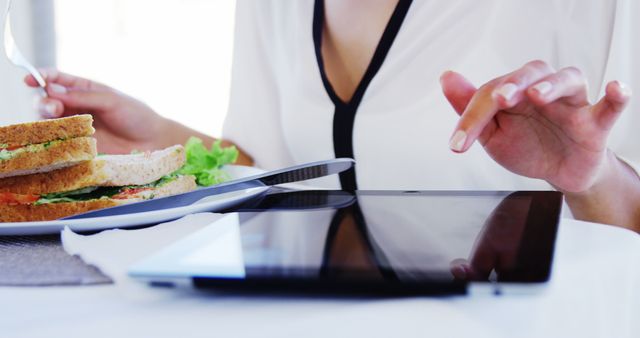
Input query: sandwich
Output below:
<box><xmin>0</xmin><ymin>145</ymin><xmax>197</xmax><ymax>222</ymax></box>
<box><xmin>0</xmin><ymin>115</ymin><xmax>97</xmax><ymax>178</ymax></box>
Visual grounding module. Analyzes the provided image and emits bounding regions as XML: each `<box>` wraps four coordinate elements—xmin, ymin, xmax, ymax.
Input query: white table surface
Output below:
<box><xmin>1</xmin><ymin>216</ymin><xmax>639</xmax><ymax>338</ymax></box>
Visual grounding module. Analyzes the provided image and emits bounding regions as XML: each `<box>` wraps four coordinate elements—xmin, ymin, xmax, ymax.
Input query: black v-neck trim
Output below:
<box><xmin>313</xmin><ymin>0</ymin><xmax>412</xmax><ymax>191</ymax></box>
<box><xmin>320</xmin><ymin>205</ymin><xmax>399</xmax><ymax>280</ymax></box>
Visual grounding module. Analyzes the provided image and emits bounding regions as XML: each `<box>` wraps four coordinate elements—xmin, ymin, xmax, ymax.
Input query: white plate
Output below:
<box><xmin>0</xmin><ymin>165</ymin><xmax>268</xmax><ymax>235</ymax></box>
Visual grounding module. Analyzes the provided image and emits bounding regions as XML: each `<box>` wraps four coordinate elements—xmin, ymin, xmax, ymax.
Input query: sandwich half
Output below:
<box><xmin>0</xmin><ymin>145</ymin><xmax>197</xmax><ymax>222</ymax></box>
<box><xmin>0</xmin><ymin>115</ymin><xmax>97</xmax><ymax>178</ymax></box>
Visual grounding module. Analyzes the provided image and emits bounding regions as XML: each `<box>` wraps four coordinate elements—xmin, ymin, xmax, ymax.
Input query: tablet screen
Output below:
<box><xmin>175</xmin><ymin>190</ymin><xmax>561</xmax><ymax>290</ymax></box>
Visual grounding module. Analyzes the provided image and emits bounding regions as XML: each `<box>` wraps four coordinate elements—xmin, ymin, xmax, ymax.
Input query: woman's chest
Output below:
<box><xmin>265</xmin><ymin>0</ymin><xmax>584</xmax><ymax>190</ymax></box>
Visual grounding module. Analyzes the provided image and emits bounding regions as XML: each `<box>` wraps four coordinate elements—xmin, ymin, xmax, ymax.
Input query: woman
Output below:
<box><xmin>26</xmin><ymin>0</ymin><xmax>640</xmax><ymax>231</ymax></box>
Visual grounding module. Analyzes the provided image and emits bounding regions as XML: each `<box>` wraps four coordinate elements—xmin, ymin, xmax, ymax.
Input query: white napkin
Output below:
<box><xmin>61</xmin><ymin>213</ymin><xmax>226</xmax><ymax>285</ymax></box>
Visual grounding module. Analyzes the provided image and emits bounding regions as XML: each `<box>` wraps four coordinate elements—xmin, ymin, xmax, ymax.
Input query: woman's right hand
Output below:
<box><xmin>25</xmin><ymin>69</ymin><xmax>168</xmax><ymax>154</ymax></box>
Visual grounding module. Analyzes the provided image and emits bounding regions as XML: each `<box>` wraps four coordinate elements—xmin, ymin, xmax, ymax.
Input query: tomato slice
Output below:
<box><xmin>112</xmin><ymin>187</ymin><xmax>153</xmax><ymax>200</ymax></box>
<box><xmin>0</xmin><ymin>192</ymin><xmax>40</xmax><ymax>205</ymax></box>
<box><xmin>0</xmin><ymin>145</ymin><xmax>22</xmax><ymax>151</ymax></box>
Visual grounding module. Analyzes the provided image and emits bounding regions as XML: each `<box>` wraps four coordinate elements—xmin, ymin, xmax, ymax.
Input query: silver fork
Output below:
<box><xmin>3</xmin><ymin>0</ymin><xmax>47</xmax><ymax>96</ymax></box>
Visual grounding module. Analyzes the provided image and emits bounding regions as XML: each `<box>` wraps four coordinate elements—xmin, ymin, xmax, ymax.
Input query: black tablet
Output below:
<box><xmin>129</xmin><ymin>190</ymin><xmax>563</xmax><ymax>296</ymax></box>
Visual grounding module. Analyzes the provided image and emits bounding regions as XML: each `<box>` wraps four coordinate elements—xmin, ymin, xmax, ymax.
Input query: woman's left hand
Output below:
<box><xmin>440</xmin><ymin>60</ymin><xmax>632</xmax><ymax>193</ymax></box>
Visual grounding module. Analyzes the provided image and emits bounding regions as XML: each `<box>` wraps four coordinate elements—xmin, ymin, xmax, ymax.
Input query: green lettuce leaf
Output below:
<box><xmin>178</xmin><ymin>137</ymin><xmax>238</xmax><ymax>186</ymax></box>
<box><xmin>0</xmin><ymin>149</ymin><xmax>11</xmax><ymax>160</ymax></box>
<box><xmin>35</xmin><ymin>186</ymin><xmax>124</xmax><ymax>205</ymax></box>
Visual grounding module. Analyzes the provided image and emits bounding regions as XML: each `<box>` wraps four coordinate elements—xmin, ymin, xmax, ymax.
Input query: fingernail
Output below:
<box><xmin>439</xmin><ymin>70</ymin><xmax>453</xmax><ymax>83</ymax></box>
<box><xmin>48</xmin><ymin>83</ymin><xmax>67</xmax><ymax>94</ymax></box>
<box><xmin>39</xmin><ymin>102</ymin><xmax>57</xmax><ymax>117</ymax></box>
<box><xmin>494</xmin><ymin>83</ymin><xmax>518</xmax><ymax>101</ymax></box>
<box><xmin>449</xmin><ymin>130</ymin><xmax>467</xmax><ymax>152</ymax></box>
<box><xmin>616</xmin><ymin>81</ymin><xmax>632</xmax><ymax>97</ymax></box>
<box><xmin>532</xmin><ymin>81</ymin><xmax>552</xmax><ymax>96</ymax></box>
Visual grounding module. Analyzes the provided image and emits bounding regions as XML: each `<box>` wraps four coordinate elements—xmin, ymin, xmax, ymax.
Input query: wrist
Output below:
<box><xmin>563</xmin><ymin>150</ymin><xmax>617</xmax><ymax>199</ymax></box>
<box><xmin>562</xmin><ymin>150</ymin><xmax>640</xmax><ymax>230</ymax></box>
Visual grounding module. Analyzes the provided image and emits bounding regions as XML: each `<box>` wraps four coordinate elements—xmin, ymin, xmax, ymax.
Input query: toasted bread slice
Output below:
<box><xmin>0</xmin><ymin>199</ymin><xmax>129</xmax><ymax>223</ymax></box>
<box><xmin>0</xmin><ymin>137</ymin><xmax>97</xmax><ymax>179</ymax></box>
<box><xmin>0</xmin><ymin>175</ymin><xmax>197</xmax><ymax>222</ymax></box>
<box><xmin>0</xmin><ymin>115</ymin><xmax>95</xmax><ymax>147</ymax></box>
<box><xmin>0</xmin><ymin>145</ymin><xmax>186</xmax><ymax>195</ymax></box>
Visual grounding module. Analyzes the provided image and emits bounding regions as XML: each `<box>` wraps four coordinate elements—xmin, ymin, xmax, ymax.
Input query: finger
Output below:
<box><xmin>491</xmin><ymin>60</ymin><xmax>556</xmax><ymax>109</ymax></box>
<box><xmin>450</xmin><ymin>60</ymin><xmax>554</xmax><ymax>152</ymax></box>
<box><xmin>50</xmin><ymin>88</ymin><xmax>118</xmax><ymax>113</ymax></box>
<box><xmin>450</xmin><ymin>258</ymin><xmax>474</xmax><ymax>280</ymax></box>
<box><xmin>39</xmin><ymin>68</ymin><xmax>109</xmax><ymax>91</ymax></box>
<box><xmin>467</xmin><ymin>239</ymin><xmax>497</xmax><ymax>280</ymax></box>
<box><xmin>526</xmin><ymin>67</ymin><xmax>589</xmax><ymax>106</ymax></box>
<box><xmin>440</xmin><ymin>71</ymin><xmax>477</xmax><ymax>116</ymax></box>
<box><xmin>592</xmin><ymin>81</ymin><xmax>632</xmax><ymax>129</ymax></box>
<box><xmin>44</xmin><ymin>83</ymin><xmax>69</xmax><ymax>96</ymax></box>
<box><xmin>449</xmin><ymin>90</ymin><xmax>499</xmax><ymax>153</ymax></box>
<box><xmin>24</xmin><ymin>74</ymin><xmax>41</xmax><ymax>87</ymax></box>
<box><xmin>35</xmin><ymin>98</ymin><xmax>64</xmax><ymax>119</ymax></box>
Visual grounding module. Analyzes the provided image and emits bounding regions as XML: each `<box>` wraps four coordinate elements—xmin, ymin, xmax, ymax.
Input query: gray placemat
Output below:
<box><xmin>0</xmin><ymin>235</ymin><xmax>113</xmax><ymax>286</ymax></box>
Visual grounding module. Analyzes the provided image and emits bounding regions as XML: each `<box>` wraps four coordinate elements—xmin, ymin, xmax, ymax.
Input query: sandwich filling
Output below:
<box><xmin>0</xmin><ymin>140</ymin><xmax>64</xmax><ymax>161</ymax></box>
<box><xmin>0</xmin><ymin>174</ymin><xmax>183</xmax><ymax>206</ymax></box>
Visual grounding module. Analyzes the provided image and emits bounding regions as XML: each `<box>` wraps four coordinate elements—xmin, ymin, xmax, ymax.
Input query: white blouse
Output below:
<box><xmin>223</xmin><ymin>0</ymin><xmax>640</xmax><ymax>191</ymax></box>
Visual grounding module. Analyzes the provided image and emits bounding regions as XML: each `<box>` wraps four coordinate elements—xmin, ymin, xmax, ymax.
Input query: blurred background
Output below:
<box><xmin>0</xmin><ymin>0</ymin><xmax>236</xmax><ymax>137</ymax></box>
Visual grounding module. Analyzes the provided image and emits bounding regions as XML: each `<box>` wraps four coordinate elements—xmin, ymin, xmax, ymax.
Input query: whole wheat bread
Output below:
<box><xmin>0</xmin><ymin>145</ymin><xmax>185</xmax><ymax>195</ymax></box>
<box><xmin>0</xmin><ymin>175</ymin><xmax>196</xmax><ymax>222</ymax></box>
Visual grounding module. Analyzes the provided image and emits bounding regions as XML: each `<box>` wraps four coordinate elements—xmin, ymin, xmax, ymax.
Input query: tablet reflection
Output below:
<box><xmin>238</xmin><ymin>191</ymin><xmax>534</xmax><ymax>283</ymax></box>
<box><xmin>448</xmin><ymin>193</ymin><xmax>532</xmax><ymax>282</ymax></box>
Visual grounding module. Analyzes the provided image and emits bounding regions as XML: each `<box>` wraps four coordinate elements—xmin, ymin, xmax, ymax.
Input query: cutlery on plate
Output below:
<box><xmin>63</xmin><ymin>158</ymin><xmax>356</xmax><ymax>219</ymax></box>
<box><xmin>3</xmin><ymin>0</ymin><xmax>47</xmax><ymax>96</ymax></box>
